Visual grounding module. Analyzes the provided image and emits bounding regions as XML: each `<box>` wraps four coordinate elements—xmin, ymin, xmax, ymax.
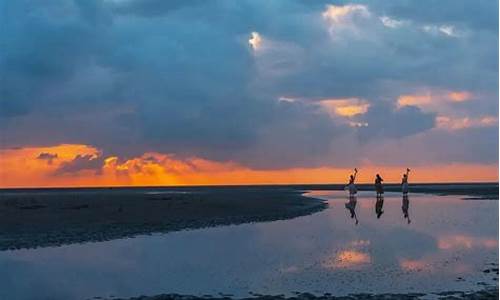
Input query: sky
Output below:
<box><xmin>0</xmin><ymin>0</ymin><xmax>498</xmax><ymax>187</ymax></box>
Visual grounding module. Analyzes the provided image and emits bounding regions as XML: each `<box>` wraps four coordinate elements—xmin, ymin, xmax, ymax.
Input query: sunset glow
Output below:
<box><xmin>0</xmin><ymin>144</ymin><xmax>496</xmax><ymax>188</ymax></box>
<box><xmin>0</xmin><ymin>1</ymin><xmax>497</xmax><ymax>188</ymax></box>
<box><xmin>397</xmin><ymin>90</ymin><xmax>475</xmax><ymax>109</ymax></box>
<box><xmin>319</xmin><ymin>98</ymin><xmax>370</xmax><ymax>117</ymax></box>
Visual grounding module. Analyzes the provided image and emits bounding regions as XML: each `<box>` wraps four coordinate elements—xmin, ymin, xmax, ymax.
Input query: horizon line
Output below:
<box><xmin>0</xmin><ymin>181</ymin><xmax>498</xmax><ymax>190</ymax></box>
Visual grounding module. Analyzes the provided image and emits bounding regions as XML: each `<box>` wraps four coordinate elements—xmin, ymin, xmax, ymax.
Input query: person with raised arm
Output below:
<box><xmin>346</xmin><ymin>168</ymin><xmax>358</xmax><ymax>197</ymax></box>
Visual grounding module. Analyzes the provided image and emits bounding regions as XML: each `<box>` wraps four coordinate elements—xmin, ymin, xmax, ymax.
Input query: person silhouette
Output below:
<box><xmin>345</xmin><ymin>196</ymin><xmax>359</xmax><ymax>225</ymax></box>
<box><xmin>375</xmin><ymin>174</ymin><xmax>384</xmax><ymax>198</ymax></box>
<box><xmin>402</xmin><ymin>194</ymin><xmax>411</xmax><ymax>224</ymax></box>
<box><xmin>375</xmin><ymin>195</ymin><xmax>384</xmax><ymax>219</ymax></box>
<box><xmin>346</xmin><ymin>168</ymin><xmax>358</xmax><ymax>197</ymax></box>
<box><xmin>402</xmin><ymin>168</ymin><xmax>410</xmax><ymax>195</ymax></box>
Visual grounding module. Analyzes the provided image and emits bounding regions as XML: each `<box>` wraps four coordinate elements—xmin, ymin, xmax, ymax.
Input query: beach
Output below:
<box><xmin>0</xmin><ymin>187</ymin><xmax>327</xmax><ymax>251</ymax></box>
<box><xmin>0</xmin><ymin>185</ymin><xmax>497</xmax><ymax>300</ymax></box>
<box><xmin>0</xmin><ymin>184</ymin><xmax>496</xmax><ymax>251</ymax></box>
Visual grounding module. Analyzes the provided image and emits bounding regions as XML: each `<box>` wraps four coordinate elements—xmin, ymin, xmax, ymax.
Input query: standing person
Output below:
<box><xmin>402</xmin><ymin>168</ymin><xmax>410</xmax><ymax>195</ymax></box>
<box><xmin>346</xmin><ymin>168</ymin><xmax>358</xmax><ymax>197</ymax></box>
<box><xmin>375</xmin><ymin>174</ymin><xmax>384</xmax><ymax>198</ymax></box>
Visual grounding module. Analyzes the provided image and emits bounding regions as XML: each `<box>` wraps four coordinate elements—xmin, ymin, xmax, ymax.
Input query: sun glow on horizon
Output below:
<box><xmin>0</xmin><ymin>144</ymin><xmax>497</xmax><ymax>188</ymax></box>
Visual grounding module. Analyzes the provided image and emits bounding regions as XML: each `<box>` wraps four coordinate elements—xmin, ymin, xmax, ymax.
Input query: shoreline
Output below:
<box><xmin>110</xmin><ymin>287</ymin><xmax>499</xmax><ymax>300</ymax></box>
<box><xmin>0</xmin><ymin>184</ymin><xmax>497</xmax><ymax>251</ymax></box>
<box><xmin>1</xmin><ymin>182</ymin><xmax>497</xmax><ymax>199</ymax></box>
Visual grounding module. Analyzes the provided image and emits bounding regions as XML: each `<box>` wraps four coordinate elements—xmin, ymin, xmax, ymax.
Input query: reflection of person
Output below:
<box><xmin>402</xmin><ymin>168</ymin><xmax>410</xmax><ymax>195</ymax></box>
<box><xmin>375</xmin><ymin>174</ymin><xmax>384</xmax><ymax>198</ymax></box>
<box><xmin>402</xmin><ymin>195</ymin><xmax>411</xmax><ymax>224</ymax></box>
<box><xmin>346</xmin><ymin>168</ymin><xmax>358</xmax><ymax>197</ymax></box>
<box><xmin>375</xmin><ymin>196</ymin><xmax>384</xmax><ymax>219</ymax></box>
<box><xmin>345</xmin><ymin>196</ymin><xmax>359</xmax><ymax>225</ymax></box>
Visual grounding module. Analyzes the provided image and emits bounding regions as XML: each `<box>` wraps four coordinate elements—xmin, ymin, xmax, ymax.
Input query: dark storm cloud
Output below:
<box><xmin>357</xmin><ymin>102</ymin><xmax>436</xmax><ymax>140</ymax></box>
<box><xmin>0</xmin><ymin>0</ymin><xmax>497</xmax><ymax>168</ymax></box>
<box><xmin>359</xmin><ymin>126</ymin><xmax>499</xmax><ymax>166</ymax></box>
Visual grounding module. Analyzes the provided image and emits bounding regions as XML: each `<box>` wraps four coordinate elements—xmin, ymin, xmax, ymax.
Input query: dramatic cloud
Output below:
<box><xmin>357</xmin><ymin>102</ymin><xmax>436</xmax><ymax>140</ymax></box>
<box><xmin>55</xmin><ymin>154</ymin><xmax>105</xmax><ymax>175</ymax></box>
<box><xmin>0</xmin><ymin>0</ymin><xmax>497</xmax><ymax>186</ymax></box>
<box><xmin>319</xmin><ymin>98</ymin><xmax>370</xmax><ymax>118</ymax></box>
<box><xmin>37</xmin><ymin>153</ymin><xmax>58</xmax><ymax>165</ymax></box>
<box><xmin>2</xmin><ymin>144</ymin><xmax>496</xmax><ymax>187</ymax></box>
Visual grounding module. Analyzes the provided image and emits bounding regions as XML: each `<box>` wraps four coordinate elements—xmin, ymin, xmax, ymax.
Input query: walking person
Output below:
<box><xmin>375</xmin><ymin>174</ymin><xmax>384</xmax><ymax>198</ymax></box>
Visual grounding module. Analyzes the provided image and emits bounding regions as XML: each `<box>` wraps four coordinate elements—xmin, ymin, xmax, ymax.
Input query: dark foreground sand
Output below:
<box><xmin>0</xmin><ymin>187</ymin><xmax>326</xmax><ymax>251</ymax></box>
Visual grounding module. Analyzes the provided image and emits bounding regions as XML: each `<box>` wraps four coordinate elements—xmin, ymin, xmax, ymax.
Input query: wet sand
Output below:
<box><xmin>0</xmin><ymin>187</ymin><xmax>326</xmax><ymax>251</ymax></box>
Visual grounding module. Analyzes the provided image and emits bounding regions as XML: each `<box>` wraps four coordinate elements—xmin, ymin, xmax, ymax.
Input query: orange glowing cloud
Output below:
<box><xmin>0</xmin><ymin>144</ymin><xmax>498</xmax><ymax>187</ymax></box>
<box><xmin>322</xmin><ymin>4</ymin><xmax>369</xmax><ymax>25</ymax></box>
<box><xmin>436</xmin><ymin>115</ymin><xmax>498</xmax><ymax>130</ymax></box>
<box><xmin>397</xmin><ymin>90</ymin><xmax>474</xmax><ymax>109</ymax></box>
<box><xmin>397</xmin><ymin>94</ymin><xmax>433</xmax><ymax>107</ymax></box>
<box><xmin>0</xmin><ymin>144</ymin><xmax>101</xmax><ymax>187</ymax></box>
<box><xmin>319</xmin><ymin>98</ymin><xmax>370</xmax><ymax>117</ymax></box>
<box><xmin>248</xmin><ymin>31</ymin><xmax>262</xmax><ymax>51</ymax></box>
<box><xmin>448</xmin><ymin>91</ymin><xmax>472</xmax><ymax>102</ymax></box>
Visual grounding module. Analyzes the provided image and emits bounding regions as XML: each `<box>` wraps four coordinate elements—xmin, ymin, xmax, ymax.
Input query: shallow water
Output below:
<box><xmin>0</xmin><ymin>191</ymin><xmax>498</xmax><ymax>300</ymax></box>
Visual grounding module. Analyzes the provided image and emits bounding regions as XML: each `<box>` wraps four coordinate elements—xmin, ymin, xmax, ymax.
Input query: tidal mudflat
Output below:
<box><xmin>0</xmin><ymin>187</ymin><xmax>326</xmax><ymax>250</ymax></box>
<box><xmin>0</xmin><ymin>187</ymin><xmax>497</xmax><ymax>300</ymax></box>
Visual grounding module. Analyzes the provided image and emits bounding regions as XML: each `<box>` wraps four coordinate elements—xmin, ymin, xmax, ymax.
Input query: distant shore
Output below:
<box><xmin>1</xmin><ymin>182</ymin><xmax>497</xmax><ymax>198</ymax></box>
<box><xmin>111</xmin><ymin>287</ymin><xmax>499</xmax><ymax>300</ymax></box>
<box><xmin>0</xmin><ymin>183</ymin><xmax>497</xmax><ymax>251</ymax></box>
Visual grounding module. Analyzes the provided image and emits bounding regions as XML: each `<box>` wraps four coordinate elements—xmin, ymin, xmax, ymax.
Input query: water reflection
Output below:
<box><xmin>344</xmin><ymin>196</ymin><xmax>359</xmax><ymax>225</ymax></box>
<box><xmin>0</xmin><ymin>191</ymin><xmax>497</xmax><ymax>300</ymax></box>
<box><xmin>375</xmin><ymin>196</ymin><xmax>384</xmax><ymax>219</ymax></box>
<box><xmin>402</xmin><ymin>195</ymin><xmax>411</xmax><ymax>224</ymax></box>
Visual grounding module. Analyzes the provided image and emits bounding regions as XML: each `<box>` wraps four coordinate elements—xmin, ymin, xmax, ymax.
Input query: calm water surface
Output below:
<box><xmin>0</xmin><ymin>191</ymin><xmax>498</xmax><ymax>300</ymax></box>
